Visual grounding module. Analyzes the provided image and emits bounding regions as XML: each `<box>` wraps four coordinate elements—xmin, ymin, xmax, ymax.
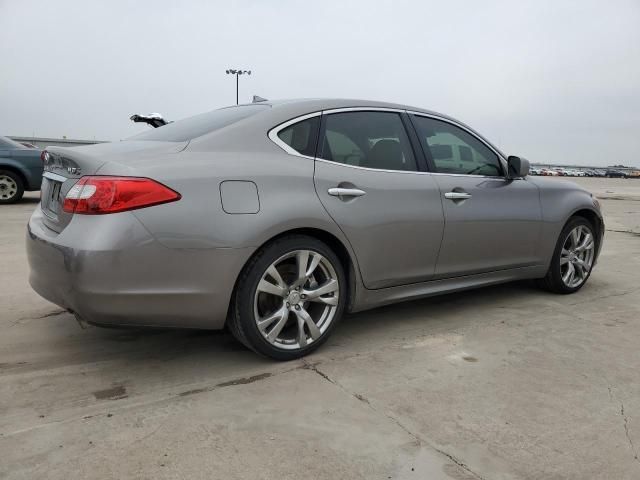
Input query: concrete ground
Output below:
<box><xmin>1</xmin><ymin>178</ymin><xmax>639</xmax><ymax>479</ymax></box>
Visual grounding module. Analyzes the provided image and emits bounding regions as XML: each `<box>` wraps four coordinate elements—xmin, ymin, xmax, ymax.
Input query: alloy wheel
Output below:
<box><xmin>253</xmin><ymin>249</ymin><xmax>340</xmax><ymax>350</ymax></box>
<box><xmin>560</xmin><ymin>225</ymin><xmax>595</xmax><ymax>288</ymax></box>
<box><xmin>0</xmin><ymin>175</ymin><xmax>18</xmax><ymax>201</ymax></box>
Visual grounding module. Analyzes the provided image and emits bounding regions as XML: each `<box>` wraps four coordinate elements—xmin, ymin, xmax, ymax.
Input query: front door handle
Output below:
<box><xmin>328</xmin><ymin>187</ymin><xmax>366</xmax><ymax>197</ymax></box>
<box><xmin>444</xmin><ymin>192</ymin><xmax>472</xmax><ymax>200</ymax></box>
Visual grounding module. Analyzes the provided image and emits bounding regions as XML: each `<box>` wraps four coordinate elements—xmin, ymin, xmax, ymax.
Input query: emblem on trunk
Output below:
<box><xmin>67</xmin><ymin>167</ymin><xmax>81</xmax><ymax>175</ymax></box>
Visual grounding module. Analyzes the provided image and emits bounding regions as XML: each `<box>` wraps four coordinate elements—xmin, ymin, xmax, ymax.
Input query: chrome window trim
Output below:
<box><xmin>43</xmin><ymin>171</ymin><xmax>68</xmax><ymax>182</ymax></box>
<box><xmin>316</xmin><ymin>157</ymin><xmax>424</xmax><ymax>175</ymax></box>
<box><xmin>268</xmin><ymin>107</ymin><xmax>405</xmax><ymax>159</ymax></box>
<box><xmin>268</xmin><ymin>111</ymin><xmax>321</xmax><ymax>159</ymax></box>
<box><xmin>322</xmin><ymin>106</ymin><xmax>406</xmax><ymax>114</ymax></box>
<box><xmin>268</xmin><ymin>106</ymin><xmax>508</xmax><ymax>179</ymax></box>
<box><xmin>315</xmin><ymin>158</ymin><xmax>505</xmax><ymax>179</ymax></box>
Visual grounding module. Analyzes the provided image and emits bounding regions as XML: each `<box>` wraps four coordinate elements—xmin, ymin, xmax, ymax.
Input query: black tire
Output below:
<box><xmin>537</xmin><ymin>216</ymin><xmax>597</xmax><ymax>294</ymax></box>
<box><xmin>0</xmin><ymin>170</ymin><xmax>25</xmax><ymax>204</ymax></box>
<box><xmin>228</xmin><ymin>234</ymin><xmax>347</xmax><ymax>360</ymax></box>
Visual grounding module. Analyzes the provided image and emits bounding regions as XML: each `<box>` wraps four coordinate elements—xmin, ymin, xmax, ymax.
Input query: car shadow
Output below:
<box><xmin>50</xmin><ymin>280</ymin><xmax>538</xmax><ymax>374</ymax></box>
<box><xmin>18</xmin><ymin>196</ymin><xmax>41</xmax><ymax>204</ymax></box>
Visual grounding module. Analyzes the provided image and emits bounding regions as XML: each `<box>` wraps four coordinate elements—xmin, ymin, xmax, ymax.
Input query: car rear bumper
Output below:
<box><xmin>26</xmin><ymin>207</ymin><xmax>253</xmax><ymax>329</ymax></box>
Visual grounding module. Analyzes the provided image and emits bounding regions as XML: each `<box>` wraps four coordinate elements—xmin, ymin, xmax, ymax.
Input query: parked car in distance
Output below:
<box><xmin>508</xmin><ymin>167</ymin><xmax>594</xmax><ymax>177</ymax></box>
<box><xmin>26</xmin><ymin>99</ymin><xmax>605</xmax><ymax>360</ymax></box>
<box><xmin>0</xmin><ymin>136</ymin><xmax>43</xmax><ymax>203</ymax></box>
<box><xmin>629</xmin><ymin>170</ymin><xmax>640</xmax><ymax>178</ymax></box>
<box><xmin>605</xmin><ymin>169</ymin><xmax>628</xmax><ymax>178</ymax></box>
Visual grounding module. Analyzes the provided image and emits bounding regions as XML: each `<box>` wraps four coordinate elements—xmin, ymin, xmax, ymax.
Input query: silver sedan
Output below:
<box><xmin>26</xmin><ymin>99</ymin><xmax>604</xmax><ymax>359</ymax></box>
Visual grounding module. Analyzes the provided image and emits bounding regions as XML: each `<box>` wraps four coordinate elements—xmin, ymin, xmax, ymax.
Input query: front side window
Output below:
<box><xmin>319</xmin><ymin>112</ymin><xmax>417</xmax><ymax>171</ymax></box>
<box><xmin>411</xmin><ymin>115</ymin><xmax>503</xmax><ymax>176</ymax></box>
<box><xmin>276</xmin><ymin>116</ymin><xmax>320</xmax><ymax>157</ymax></box>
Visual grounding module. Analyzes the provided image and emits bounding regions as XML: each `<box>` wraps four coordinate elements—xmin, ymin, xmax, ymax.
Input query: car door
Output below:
<box><xmin>409</xmin><ymin>113</ymin><xmax>542</xmax><ymax>278</ymax></box>
<box><xmin>312</xmin><ymin>110</ymin><xmax>445</xmax><ymax>289</ymax></box>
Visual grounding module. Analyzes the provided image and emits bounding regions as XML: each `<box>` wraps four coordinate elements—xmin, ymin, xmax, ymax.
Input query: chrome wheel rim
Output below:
<box><xmin>0</xmin><ymin>175</ymin><xmax>18</xmax><ymax>200</ymax></box>
<box><xmin>253</xmin><ymin>249</ymin><xmax>340</xmax><ymax>350</ymax></box>
<box><xmin>560</xmin><ymin>225</ymin><xmax>595</xmax><ymax>288</ymax></box>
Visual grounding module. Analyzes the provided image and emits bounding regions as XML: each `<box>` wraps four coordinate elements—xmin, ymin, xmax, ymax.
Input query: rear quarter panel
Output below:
<box><xmin>93</xmin><ymin>140</ymin><xmax>368</xmax><ymax>326</ymax></box>
<box><xmin>102</xmin><ymin>150</ymin><xmax>349</xmax><ymax>251</ymax></box>
<box><xmin>97</xmin><ymin>147</ymin><xmax>363</xmax><ymax>312</ymax></box>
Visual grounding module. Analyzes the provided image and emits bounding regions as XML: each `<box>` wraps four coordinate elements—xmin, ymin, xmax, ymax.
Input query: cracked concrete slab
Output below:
<box><xmin>2</xmin><ymin>366</ymin><xmax>469</xmax><ymax>480</ymax></box>
<box><xmin>1</xmin><ymin>178</ymin><xmax>640</xmax><ymax>479</ymax></box>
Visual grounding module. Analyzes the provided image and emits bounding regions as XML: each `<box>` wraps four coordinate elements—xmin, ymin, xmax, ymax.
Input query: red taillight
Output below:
<box><xmin>63</xmin><ymin>176</ymin><xmax>181</xmax><ymax>214</ymax></box>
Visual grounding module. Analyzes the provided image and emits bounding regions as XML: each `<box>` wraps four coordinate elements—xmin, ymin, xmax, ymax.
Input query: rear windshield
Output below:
<box><xmin>128</xmin><ymin>105</ymin><xmax>270</xmax><ymax>142</ymax></box>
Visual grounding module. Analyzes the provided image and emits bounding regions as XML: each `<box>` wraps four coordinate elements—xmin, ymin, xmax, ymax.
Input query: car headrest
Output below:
<box><xmin>368</xmin><ymin>139</ymin><xmax>404</xmax><ymax>170</ymax></box>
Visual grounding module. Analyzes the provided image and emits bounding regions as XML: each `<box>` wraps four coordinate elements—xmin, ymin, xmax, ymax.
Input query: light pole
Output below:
<box><xmin>225</xmin><ymin>69</ymin><xmax>251</xmax><ymax>105</ymax></box>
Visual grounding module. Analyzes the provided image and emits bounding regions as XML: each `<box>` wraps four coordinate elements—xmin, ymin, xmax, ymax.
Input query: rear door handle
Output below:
<box><xmin>328</xmin><ymin>187</ymin><xmax>366</xmax><ymax>197</ymax></box>
<box><xmin>444</xmin><ymin>192</ymin><xmax>472</xmax><ymax>200</ymax></box>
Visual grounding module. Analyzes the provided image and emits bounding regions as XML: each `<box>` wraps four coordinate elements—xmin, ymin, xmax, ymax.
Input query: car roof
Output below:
<box><xmin>241</xmin><ymin>97</ymin><xmax>448</xmax><ymax>119</ymax></box>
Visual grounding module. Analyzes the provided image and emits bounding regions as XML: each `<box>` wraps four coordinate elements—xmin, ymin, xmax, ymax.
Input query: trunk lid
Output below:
<box><xmin>40</xmin><ymin>140</ymin><xmax>186</xmax><ymax>232</ymax></box>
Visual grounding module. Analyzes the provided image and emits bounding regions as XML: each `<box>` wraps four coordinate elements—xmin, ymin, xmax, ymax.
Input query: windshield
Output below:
<box><xmin>127</xmin><ymin>105</ymin><xmax>270</xmax><ymax>142</ymax></box>
<box><xmin>0</xmin><ymin>136</ymin><xmax>28</xmax><ymax>150</ymax></box>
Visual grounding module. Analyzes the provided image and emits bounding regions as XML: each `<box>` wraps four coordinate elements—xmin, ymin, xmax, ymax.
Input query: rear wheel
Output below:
<box><xmin>0</xmin><ymin>170</ymin><xmax>24</xmax><ymax>204</ymax></box>
<box><xmin>229</xmin><ymin>235</ymin><xmax>347</xmax><ymax>360</ymax></box>
<box><xmin>537</xmin><ymin>217</ymin><xmax>597</xmax><ymax>294</ymax></box>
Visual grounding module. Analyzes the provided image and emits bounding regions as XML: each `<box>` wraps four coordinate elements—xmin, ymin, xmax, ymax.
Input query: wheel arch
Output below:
<box><xmin>537</xmin><ymin>208</ymin><xmax>603</xmax><ymax>293</ymax></box>
<box><xmin>567</xmin><ymin>207</ymin><xmax>605</xmax><ymax>258</ymax></box>
<box><xmin>227</xmin><ymin>227</ymin><xmax>359</xmax><ymax>326</ymax></box>
<box><xmin>569</xmin><ymin>208</ymin><xmax>602</xmax><ymax>237</ymax></box>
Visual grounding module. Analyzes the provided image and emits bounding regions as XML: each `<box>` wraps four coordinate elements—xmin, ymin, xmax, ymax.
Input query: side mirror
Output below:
<box><xmin>507</xmin><ymin>156</ymin><xmax>530</xmax><ymax>178</ymax></box>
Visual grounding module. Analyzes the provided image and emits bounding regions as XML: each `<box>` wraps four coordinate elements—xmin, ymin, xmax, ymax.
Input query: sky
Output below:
<box><xmin>1</xmin><ymin>0</ymin><xmax>639</xmax><ymax>167</ymax></box>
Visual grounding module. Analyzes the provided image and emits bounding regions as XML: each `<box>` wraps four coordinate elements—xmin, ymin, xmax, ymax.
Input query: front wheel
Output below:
<box><xmin>229</xmin><ymin>235</ymin><xmax>347</xmax><ymax>360</ymax></box>
<box><xmin>537</xmin><ymin>217</ymin><xmax>597</xmax><ymax>294</ymax></box>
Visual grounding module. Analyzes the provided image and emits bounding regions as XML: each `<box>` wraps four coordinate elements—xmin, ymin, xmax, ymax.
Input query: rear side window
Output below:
<box><xmin>411</xmin><ymin>115</ymin><xmax>503</xmax><ymax>176</ymax></box>
<box><xmin>319</xmin><ymin>112</ymin><xmax>417</xmax><ymax>171</ymax></box>
<box><xmin>277</xmin><ymin>116</ymin><xmax>320</xmax><ymax>157</ymax></box>
<box><xmin>128</xmin><ymin>105</ymin><xmax>270</xmax><ymax>142</ymax></box>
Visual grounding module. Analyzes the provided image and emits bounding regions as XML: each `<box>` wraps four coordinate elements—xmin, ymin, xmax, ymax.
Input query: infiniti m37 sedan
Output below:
<box><xmin>27</xmin><ymin>99</ymin><xmax>604</xmax><ymax>360</ymax></box>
